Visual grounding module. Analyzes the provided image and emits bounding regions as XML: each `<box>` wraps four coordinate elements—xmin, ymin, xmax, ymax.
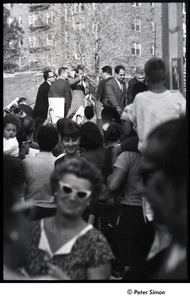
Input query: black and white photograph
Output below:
<box><xmin>2</xmin><ymin>1</ymin><xmax>189</xmax><ymax>298</ymax></box>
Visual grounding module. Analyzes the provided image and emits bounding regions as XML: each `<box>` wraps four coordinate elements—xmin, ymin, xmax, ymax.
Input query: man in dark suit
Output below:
<box><xmin>48</xmin><ymin>67</ymin><xmax>72</xmax><ymax>117</ymax></box>
<box><xmin>104</xmin><ymin>65</ymin><xmax>127</xmax><ymax>114</ymax></box>
<box><xmin>96</xmin><ymin>65</ymin><xmax>113</xmax><ymax>102</ymax></box>
<box><xmin>33</xmin><ymin>69</ymin><xmax>55</xmax><ymax>121</ymax></box>
<box><xmin>127</xmin><ymin>67</ymin><xmax>146</xmax><ymax>105</ymax></box>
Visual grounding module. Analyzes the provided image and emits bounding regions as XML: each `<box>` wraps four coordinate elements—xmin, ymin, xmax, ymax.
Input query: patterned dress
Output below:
<box><xmin>26</xmin><ymin>219</ymin><xmax>114</xmax><ymax>280</ymax></box>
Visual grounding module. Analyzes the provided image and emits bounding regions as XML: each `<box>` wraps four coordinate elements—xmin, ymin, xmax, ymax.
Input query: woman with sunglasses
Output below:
<box><xmin>26</xmin><ymin>158</ymin><xmax>114</xmax><ymax>280</ymax></box>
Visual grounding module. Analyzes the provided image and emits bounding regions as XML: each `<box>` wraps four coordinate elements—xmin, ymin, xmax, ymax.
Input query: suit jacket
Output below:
<box><xmin>96</xmin><ymin>77</ymin><xmax>113</xmax><ymax>101</ymax></box>
<box><xmin>48</xmin><ymin>78</ymin><xmax>72</xmax><ymax>111</ymax></box>
<box><xmin>104</xmin><ymin>78</ymin><xmax>127</xmax><ymax>110</ymax></box>
<box><xmin>33</xmin><ymin>81</ymin><xmax>50</xmax><ymax>120</ymax></box>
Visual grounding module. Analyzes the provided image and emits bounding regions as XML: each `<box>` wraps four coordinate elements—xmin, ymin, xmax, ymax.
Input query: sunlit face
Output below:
<box><xmin>4</xmin><ymin>123</ymin><xmax>17</xmax><ymax>139</ymax></box>
<box><xmin>62</xmin><ymin>69</ymin><xmax>69</xmax><ymax>80</ymax></box>
<box><xmin>115</xmin><ymin>69</ymin><xmax>125</xmax><ymax>83</ymax></box>
<box><xmin>47</xmin><ymin>72</ymin><xmax>56</xmax><ymax>83</ymax></box>
<box><xmin>62</xmin><ymin>136</ymin><xmax>80</xmax><ymax>155</ymax></box>
<box><xmin>56</xmin><ymin>173</ymin><xmax>92</xmax><ymax>217</ymax></box>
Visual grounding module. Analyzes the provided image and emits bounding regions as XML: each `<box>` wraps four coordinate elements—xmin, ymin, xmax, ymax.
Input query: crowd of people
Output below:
<box><xmin>3</xmin><ymin>57</ymin><xmax>187</xmax><ymax>281</ymax></box>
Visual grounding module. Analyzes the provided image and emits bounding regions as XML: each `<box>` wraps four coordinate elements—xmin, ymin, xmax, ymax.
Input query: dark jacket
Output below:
<box><xmin>48</xmin><ymin>78</ymin><xmax>72</xmax><ymax>116</ymax></box>
<box><xmin>33</xmin><ymin>81</ymin><xmax>50</xmax><ymax>120</ymax></box>
<box><xmin>104</xmin><ymin>78</ymin><xmax>127</xmax><ymax>110</ymax></box>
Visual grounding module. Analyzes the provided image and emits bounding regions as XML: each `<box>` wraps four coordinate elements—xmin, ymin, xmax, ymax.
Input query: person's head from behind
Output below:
<box><xmin>56</xmin><ymin>118</ymin><xmax>71</xmax><ymax>136</ymax></box>
<box><xmin>135</xmin><ymin>67</ymin><xmax>145</xmax><ymax>82</ymax></box>
<box><xmin>140</xmin><ymin>117</ymin><xmax>187</xmax><ymax>245</ymax></box>
<box><xmin>18</xmin><ymin>97</ymin><xmax>27</xmax><ymax>105</ymax></box>
<box><xmin>58</xmin><ymin>67</ymin><xmax>69</xmax><ymax>80</ymax></box>
<box><xmin>144</xmin><ymin>57</ymin><xmax>166</xmax><ymax>88</ymax></box>
<box><xmin>60</xmin><ymin>120</ymin><xmax>81</xmax><ymax>156</ymax></box>
<box><xmin>102</xmin><ymin>65</ymin><xmax>112</xmax><ymax>79</ymax></box>
<box><xmin>115</xmin><ymin>65</ymin><xmax>125</xmax><ymax>83</ymax></box>
<box><xmin>75</xmin><ymin>64</ymin><xmax>85</xmax><ymax>76</ymax></box>
<box><xmin>50</xmin><ymin>158</ymin><xmax>103</xmax><ymax>218</ymax></box>
<box><xmin>84</xmin><ymin>106</ymin><xmax>94</xmax><ymax>120</ymax></box>
<box><xmin>80</xmin><ymin>122</ymin><xmax>103</xmax><ymax>150</ymax></box>
<box><xmin>131</xmin><ymin>81</ymin><xmax>148</xmax><ymax>101</ymax></box>
<box><xmin>3</xmin><ymin>114</ymin><xmax>20</xmax><ymax>140</ymax></box>
<box><xmin>22</xmin><ymin>116</ymin><xmax>35</xmax><ymax>136</ymax></box>
<box><xmin>105</xmin><ymin>123</ymin><xmax>123</xmax><ymax>144</ymax></box>
<box><xmin>36</xmin><ymin>125</ymin><xmax>59</xmax><ymax>152</ymax></box>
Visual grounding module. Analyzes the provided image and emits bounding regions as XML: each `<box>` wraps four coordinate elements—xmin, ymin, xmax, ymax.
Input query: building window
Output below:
<box><xmin>149</xmin><ymin>21</ymin><xmax>155</xmax><ymax>31</ymax></box>
<box><xmin>182</xmin><ymin>3</ymin><xmax>186</xmax><ymax>15</ymax></box>
<box><xmin>132</xmin><ymin>3</ymin><xmax>141</xmax><ymax>7</ymax></box>
<box><xmin>19</xmin><ymin>16</ymin><xmax>22</xmax><ymax>26</ymax></box>
<box><xmin>47</xmin><ymin>33</ymin><xmax>53</xmax><ymax>46</ymax></box>
<box><xmin>75</xmin><ymin>22</ymin><xmax>81</xmax><ymax>31</ymax></box>
<box><xmin>75</xmin><ymin>3</ymin><xmax>84</xmax><ymax>13</ymax></box>
<box><xmin>29</xmin><ymin>36</ymin><xmax>38</xmax><ymax>48</ymax></box>
<box><xmin>132</xmin><ymin>18</ymin><xmax>141</xmax><ymax>31</ymax></box>
<box><xmin>47</xmin><ymin>11</ymin><xmax>54</xmax><ymax>25</ymax></box>
<box><xmin>65</xmin><ymin>7</ymin><xmax>68</xmax><ymax>21</ymax></box>
<box><xmin>92</xmin><ymin>22</ymin><xmax>98</xmax><ymax>34</ymax></box>
<box><xmin>75</xmin><ymin>22</ymin><xmax>84</xmax><ymax>35</ymax></box>
<box><xmin>19</xmin><ymin>36</ymin><xmax>23</xmax><ymax>47</ymax></box>
<box><xmin>131</xmin><ymin>42</ymin><xmax>141</xmax><ymax>56</ymax></box>
<box><xmin>151</xmin><ymin>43</ymin><xmax>155</xmax><ymax>55</ymax></box>
<box><xmin>8</xmin><ymin>17</ymin><xmax>14</xmax><ymax>27</ymax></box>
<box><xmin>182</xmin><ymin>23</ymin><xmax>186</xmax><ymax>38</ymax></box>
<box><xmin>28</xmin><ymin>14</ymin><xmax>38</xmax><ymax>27</ymax></box>
<box><xmin>65</xmin><ymin>31</ymin><xmax>68</xmax><ymax>43</ymax></box>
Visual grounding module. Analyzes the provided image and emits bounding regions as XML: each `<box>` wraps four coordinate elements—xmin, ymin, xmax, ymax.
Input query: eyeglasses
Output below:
<box><xmin>58</xmin><ymin>181</ymin><xmax>91</xmax><ymax>201</ymax></box>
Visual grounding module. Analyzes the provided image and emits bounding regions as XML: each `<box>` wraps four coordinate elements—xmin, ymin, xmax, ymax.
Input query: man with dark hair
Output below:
<box><xmin>127</xmin><ymin>67</ymin><xmax>147</xmax><ymax>105</ymax></box>
<box><xmin>18</xmin><ymin>97</ymin><xmax>34</xmax><ymax>118</ymax></box>
<box><xmin>33</xmin><ymin>69</ymin><xmax>55</xmax><ymax>121</ymax></box>
<box><xmin>103</xmin><ymin>65</ymin><xmax>127</xmax><ymax>114</ymax></box>
<box><xmin>22</xmin><ymin>125</ymin><xmax>59</xmax><ymax>203</ymax></box>
<box><xmin>96</xmin><ymin>65</ymin><xmax>113</xmax><ymax>102</ymax></box>
<box><xmin>48</xmin><ymin>67</ymin><xmax>72</xmax><ymax>117</ymax></box>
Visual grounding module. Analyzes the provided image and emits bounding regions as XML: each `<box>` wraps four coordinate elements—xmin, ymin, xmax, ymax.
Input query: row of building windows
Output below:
<box><xmin>131</xmin><ymin>19</ymin><xmax>155</xmax><ymax>32</ymax></box>
<box><xmin>26</xmin><ymin>35</ymin><xmax>155</xmax><ymax>56</ymax></box>
<box><xmin>8</xmin><ymin>3</ymin><xmax>155</xmax><ymax>11</ymax></box>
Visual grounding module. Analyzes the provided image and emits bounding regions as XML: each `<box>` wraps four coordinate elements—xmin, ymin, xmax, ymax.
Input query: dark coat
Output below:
<box><xmin>48</xmin><ymin>78</ymin><xmax>72</xmax><ymax>116</ymax></box>
<box><xmin>33</xmin><ymin>81</ymin><xmax>50</xmax><ymax>120</ymax></box>
<box><xmin>104</xmin><ymin>78</ymin><xmax>127</xmax><ymax>110</ymax></box>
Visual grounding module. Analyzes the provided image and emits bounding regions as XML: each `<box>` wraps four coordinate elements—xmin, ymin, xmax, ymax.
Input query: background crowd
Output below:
<box><xmin>3</xmin><ymin>57</ymin><xmax>187</xmax><ymax>281</ymax></box>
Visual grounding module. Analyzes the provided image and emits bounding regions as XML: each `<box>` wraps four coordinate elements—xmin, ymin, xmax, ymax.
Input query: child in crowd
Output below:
<box><xmin>3</xmin><ymin>114</ymin><xmax>20</xmax><ymax>157</ymax></box>
<box><xmin>83</xmin><ymin>105</ymin><xmax>97</xmax><ymax>124</ymax></box>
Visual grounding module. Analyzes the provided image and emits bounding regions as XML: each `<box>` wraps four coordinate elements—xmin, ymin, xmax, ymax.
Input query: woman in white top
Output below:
<box><xmin>26</xmin><ymin>158</ymin><xmax>114</xmax><ymax>280</ymax></box>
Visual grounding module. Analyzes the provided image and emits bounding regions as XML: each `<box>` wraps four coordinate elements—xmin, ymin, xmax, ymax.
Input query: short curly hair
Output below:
<box><xmin>105</xmin><ymin>123</ymin><xmax>123</xmax><ymax>143</ymax></box>
<box><xmin>36</xmin><ymin>125</ymin><xmax>59</xmax><ymax>151</ymax></box>
<box><xmin>80</xmin><ymin>122</ymin><xmax>103</xmax><ymax>150</ymax></box>
<box><xmin>50</xmin><ymin>157</ymin><xmax>103</xmax><ymax>201</ymax></box>
<box><xmin>145</xmin><ymin>57</ymin><xmax>166</xmax><ymax>84</ymax></box>
<box><xmin>3</xmin><ymin>114</ymin><xmax>20</xmax><ymax>131</ymax></box>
